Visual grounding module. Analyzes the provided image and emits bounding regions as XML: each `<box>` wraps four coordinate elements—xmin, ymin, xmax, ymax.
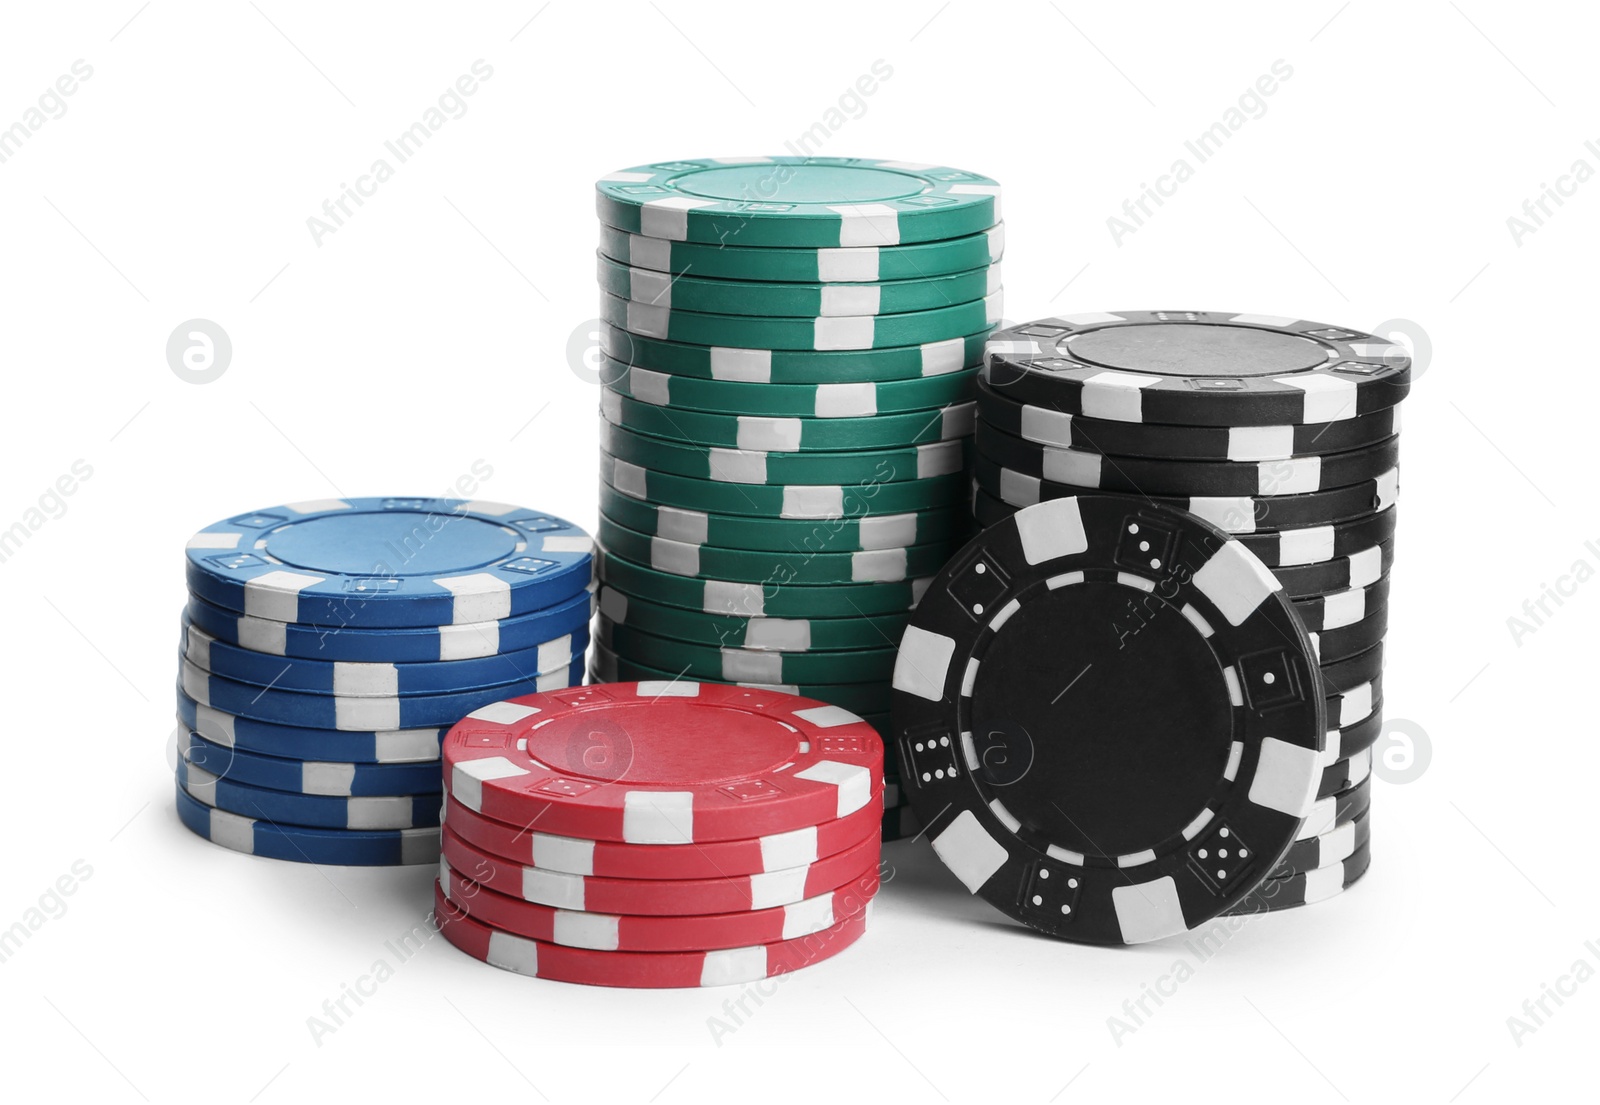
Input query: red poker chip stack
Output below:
<box><xmin>435</xmin><ymin>681</ymin><xmax>883</xmax><ymax>987</ymax></box>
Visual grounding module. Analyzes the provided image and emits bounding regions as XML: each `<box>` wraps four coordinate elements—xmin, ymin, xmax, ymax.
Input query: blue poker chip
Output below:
<box><xmin>178</xmin><ymin>654</ymin><xmax>585</xmax><ymax>731</ymax></box>
<box><xmin>177</xmin><ymin>690</ymin><xmax>445</xmax><ymax>763</ymax></box>
<box><xmin>174</xmin><ymin>784</ymin><xmax>440</xmax><ymax>866</ymax></box>
<box><xmin>183</xmin><ymin>586</ymin><xmax>596</xmax><ymax>663</ymax></box>
<box><xmin>184</xmin><ymin>498</ymin><xmax>595</xmax><ymax>628</ymax></box>
<box><xmin>178</xmin><ymin>729</ymin><xmax>441</xmax><ymax>796</ymax></box>
<box><xmin>178</xmin><ymin>613</ymin><xmax>590</xmax><ymax>697</ymax></box>
<box><xmin>175</xmin><ymin>754</ymin><xmax>439</xmax><ymax>830</ymax></box>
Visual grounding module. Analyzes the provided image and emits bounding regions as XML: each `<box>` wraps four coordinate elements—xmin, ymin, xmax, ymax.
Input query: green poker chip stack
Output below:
<box><xmin>592</xmin><ymin>156</ymin><xmax>1004</xmax><ymax>839</ymax></box>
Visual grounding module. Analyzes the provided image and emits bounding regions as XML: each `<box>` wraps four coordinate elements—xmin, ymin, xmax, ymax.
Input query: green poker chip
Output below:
<box><xmin>597</xmin><ymin>615</ymin><xmax>897</xmax><ymax>683</ymax></box>
<box><xmin>599</xmin><ymin>290</ymin><xmax>1002</xmax><ymax>352</ymax></box>
<box><xmin>596</xmin><ymin>222</ymin><xmax>1005</xmax><ymax>284</ymax></box>
<box><xmin>597</xmin><ymin>480</ymin><xmax>969</xmax><ymax>552</ymax></box>
<box><xmin>599</xmin><ymin>325</ymin><xmax>987</xmax><ymax>384</ymax></box>
<box><xmin>600</xmin><ymin>421</ymin><xmax>969</xmax><ymax>486</ymax></box>
<box><xmin>598</xmin><ymin>585</ymin><xmax>910</xmax><ymax>652</ymax></box>
<box><xmin>600</xmin><ymin>388</ymin><xmax>976</xmax><ymax>452</ymax></box>
<box><xmin>599</xmin><ymin>451</ymin><xmax>969</xmax><ymax>518</ymax></box>
<box><xmin>595</xmin><ymin>157</ymin><xmax>1001</xmax><ymax>248</ymax></box>
<box><xmin>590</xmin><ymin>640</ymin><xmax>893</xmax><ymax>716</ymax></box>
<box><xmin>597</xmin><ymin>253</ymin><xmax>1001</xmax><ymax>319</ymax></box>
<box><xmin>597</xmin><ymin>514</ymin><xmax>957</xmax><ymax>585</ymax></box>
<box><xmin>596</xmin><ymin>546</ymin><xmax>930</xmax><ymax>618</ymax></box>
<box><xmin>601</xmin><ymin>356</ymin><xmax>979</xmax><ymax>415</ymax></box>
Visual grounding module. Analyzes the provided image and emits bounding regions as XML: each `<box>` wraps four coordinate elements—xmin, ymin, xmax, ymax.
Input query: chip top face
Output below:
<box><xmin>596</xmin><ymin>157</ymin><xmax>1001</xmax><ymax>247</ymax></box>
<box><xmin>892</xmin><ymin>495</ymin><xmax>1326</xmax><ymax>945</ymax></box>
<box><xmin>184</xmin><ymin>498</ymin><xmax>594</xmax><ymax>627</ymax></box>
<box><xmin>983</xmin><ymin>312</ymin><xmax>1411</xmax><ymax>427</ymax></box>
<box><xmin>442</xmin><ymin>682</ymin><xmax>884</xmax><ymax>845</ymax></box>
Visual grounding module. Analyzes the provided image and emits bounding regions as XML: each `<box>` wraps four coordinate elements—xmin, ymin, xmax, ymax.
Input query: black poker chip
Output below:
<box><xmin>975</xmin><ymin>420</ymin><xmax>1400</xmax><ymax>498</ymax></box>
<box><xmin>983</xmin><ymin>311</ymin><xmax>1411</xmax><ymax>428</ymax></box>
<box><xmin>891</xmin><ymin>494</ymin><xmax>1326</xmax><ymax>945</ymax></box>
<box><xmin>975</xmin><ymin>377</ymin><xmax>1402</xmax><ymax>461</ymax></box>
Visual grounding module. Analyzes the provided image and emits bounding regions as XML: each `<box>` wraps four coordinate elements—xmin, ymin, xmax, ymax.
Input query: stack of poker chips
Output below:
<box><xmin>972</xmin><ymin>312</ymin><xmax>1407</xmax><ymax>912</ymax></box>
<box><xmin>435</xmin><ymin>682</ymin><xmax>881</xmax><ymax>988</ymax></box>
<box><xmin>174</xmin><ymin>498</ymin><xmax>595</xmax><ymax>866</ymax></box>
<box><xmin>588</xmin><ymin>157</ymin><xmax>1003</xmax><ymax>841</ymax></box>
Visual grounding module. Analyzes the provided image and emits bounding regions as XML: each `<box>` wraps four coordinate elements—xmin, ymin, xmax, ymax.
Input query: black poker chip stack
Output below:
<box><xmin>970</xmin><ymin>310</ymin><xmax>1407</xmax><ymax>912</ymax></box>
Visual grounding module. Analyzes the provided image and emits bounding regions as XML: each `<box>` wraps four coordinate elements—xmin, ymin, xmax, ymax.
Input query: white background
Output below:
<box><xmin>0</xmin><ymin>1</ymin><xmax>1590</xmax><ymax>1101</ymax></box>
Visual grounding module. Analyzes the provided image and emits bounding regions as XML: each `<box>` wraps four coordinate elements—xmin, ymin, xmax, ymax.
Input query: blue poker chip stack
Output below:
<box><xmin>172</xmin><ymin>497</ymin><xmax>595</xmax><ymax>866</ymax></box>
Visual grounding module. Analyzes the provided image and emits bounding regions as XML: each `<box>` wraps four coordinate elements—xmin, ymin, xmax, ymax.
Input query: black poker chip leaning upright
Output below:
<box><xmin>891</xmin><ymin>494</ymin><xmax>1327</xmax><ymax>946</ymax></box>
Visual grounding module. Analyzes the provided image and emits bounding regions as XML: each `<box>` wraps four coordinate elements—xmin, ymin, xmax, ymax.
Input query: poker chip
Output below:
<box><xmin>440</xmin><ymin>793</ymin><xmax>884</xmax><ymax>881</ymax></box>
<box><xmin>179</xmin><ymin>615</ymin><xmax>587</xmax><ymax>697</ymax></box>
<box><xmin>596</xmin><ymin>157</ymin><xmax>1000</xmax><ymax>247</ymax></box>
<box><xmin>1318</xmin><ymin>747</ymin><xmax>1374</xmax><ymax>798</ymax></box>
<box><xmin>184</xmin><ymin>586</ymin><xmax>595</xmax><ymax>663</ymax></box>
<box><xmin>588</xmin><ymin>643</ymin><xmax>892</xmax><ymax>717</ymax></box>
<box><xmin>596</xmin><ymin>221</ymin><xmax>1004</xmax><ymax>286</ymax></box>
<box><xmin>893</xmin><ymin>496</ymin><xmax>1327</xmax><ymax>944</ymax></box>
<box><xmin>1225</xmin><ymin>839</ymin><xmax>1373</xmax><ymax>915</ymax></box>
<box><xmin>983</xmin><ymin>312</ymin><xmax>1410</xmax><ymax>427</ymax></box>
<box><xmin>598</xmin><ymin>252</ymin><xmax>1001</xmax><ymax>317</ymax></box>
<box><xmin>176</xmin><ymin>754</ymin><xmax>439</xmax><ymax>831</ymax></box>
<box><xmin>438</xmin><ymin>857</ymin><xmax>880</xmax><ymax>952</ymax></box>
<box><xmin>601</xmin><ymin>453</ymin><xmax>969</xmax><ymax>519</ymax></box>
<box><xmin>596</xmin><ymin>515</ymin><xmax>952</xmax><ymax>585</ymax></box>
<box><xmin>1274</xmin><ymin>540</ymin><xmax>1394</xmax><ymax>598</ymax></box>
<box><xmin>599</xmin><ymin>481</ymin><xmax>967</xmax><ymax>552</ymax></box>
<box><xmin>178</xmin><ymin>729</ymin><xmax>442</xmax><ymax>797</ymax></box>
<box><xmin>601</xmin><ymin>389</ymin><xmax>977</xmax><ymax>452</ymax></box>
<box><xmin>600</xmin><ymin>351</ymin><xmax>980</xmax><ymax>414</ymax></box>
<box><xmin>595</xmin><ymin>617</ymin><xmax>897</xmax><ymax>684</ymax></box>
<box><xmin>175</xmin><ymin>785</ymin><xmax>440</xmax><ymax>866</ymax></box>
<box><xmin>185</xmin><ymin>498</ymin><xmax>594</xmax><ymax>628</ymax></box>
<box><xmin>434</xmin><ymin>881</ymin><xmax>872</xmax><ymax>988</ymax></box>
<box><xmin>441</xmin><ymin>682</ymin><xmax>882</xmax><ymax>843</ymax></box>
<box><xmin>1271</xmin><ymin>810</ymin><xmax>1371</xmax><ymax>879</ymax></box>
<box><xmin>173</xmin><ymin>499</ymin><xmax>595</xmax><ymax>866</ymax></box>
<box><xmin>973</xmin><ymin>457</ymin><xmax>1398</xmax><ymax>534</ymax></box>
<box><xmin>178</xmin><ymin>689</ymin><xmax>446</xmax><ymax>763</ymax></box>
<box><xmin>975</xmin><ymin>377</ymin><xmax>1400</xmax><ymax>461</ymax></box>
<box><xmin>179</xmin><ymin>655</ymin><xmax>584</xmax><ymax>731</ymax></box>
<box><xmin>598</xmin><ymin>586</ymin><xmax>908</xmax><ymax>653</ymax></box>
<box><xmin>976</xmin><ymin>420</ymin><xmax>1400</xmax><ymax>497</ymax></box>
<box><xmin>1320</xmin><ymin>643</ymin><xmax>1385</xmax><ymax>693</ymax></box>
<box><xmin>1301</xmin><ymin>777</ymin><xmax>1373</xmax><ymax>839</ymax></box>
<box><xmin>440</xmin><ymin>827</ymin><xmax>879</xmax><ymax>916</ymax></box>
<box><xmin>597</xmin><ymin>547</ymin><xmax>931</xmax><ymax>618</ymax></box>
<box><xmin>600</xmin><ymin>289</ymin><xmax>1003</xmax><ymax>351</ymax></box>
<box><xmin>1294</xmin><ymin>576</ymin><xmax>1391</xmax><ymax>631</ymax></box>
<box><xmin>602</xmin><ymin>421</ymin><xmax>970</xmax><ymax>486</ymax></box>
<box><xmin>1311</xmin><ymin>608</ymin><xmax>1387</xmax><ymax>664</ymax></box>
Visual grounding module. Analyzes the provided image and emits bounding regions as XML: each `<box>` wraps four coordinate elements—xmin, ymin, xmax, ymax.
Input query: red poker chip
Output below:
<box><xmin>441</xmin><ymin>791</ymin><xmax>885</xmax><ymax>880</ymax></box>
<box><xmin>441</xmin><ymin>682</ymin><xmax>883</xmax><ymax>844</ymax></box>
<box><xmin>440</xmin><ymin>825</ymin><xmax>880</xmax><ymax>916</ymax></box>
<box><xmin>438</xmin><ymin>858</ymin><xmax>879</xmax><ymax>952</ymax></box>
<box><xmin>433</xmin><ymin>881</ymin><xmax>872</xmax><ymax>988</ymax></box>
